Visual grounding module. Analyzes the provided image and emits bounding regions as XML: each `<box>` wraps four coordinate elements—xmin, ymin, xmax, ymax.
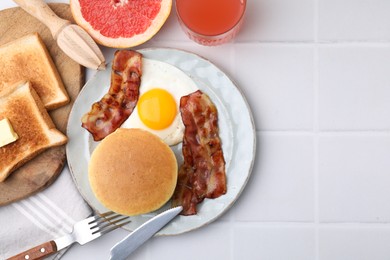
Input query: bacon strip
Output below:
<box><xmin>81</xmin><ymin>50</ymin><xmax>142</xmax><ymax>141</ymax></box>
<box><xmin>172</xmin><ymin>90</ymin><xmax>226</xmax><ymax>215</ymax></box>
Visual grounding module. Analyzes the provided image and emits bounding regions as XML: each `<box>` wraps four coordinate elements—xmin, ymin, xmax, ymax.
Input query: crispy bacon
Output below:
<box><xmin>172</xmin><ymin>90</ymin><xmax>226</xmax><ymax>215</ymax></box>
<box><xmin>81</xmin><ymin>50</ymin><xmax>142</xmax><ymax>141</ymax></box>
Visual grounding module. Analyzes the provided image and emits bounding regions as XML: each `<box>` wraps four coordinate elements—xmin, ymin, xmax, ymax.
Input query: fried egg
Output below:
<box><xmin>121</xmin><ymin>58</ymin><xmax>198</xmax><ymax>146</ymax></box>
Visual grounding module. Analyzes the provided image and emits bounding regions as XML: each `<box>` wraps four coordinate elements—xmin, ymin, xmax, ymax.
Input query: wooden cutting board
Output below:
<box><xmin>0</xmin><ymin>3</ymin><xmax>85</xmax><ymax>206</ymax></box>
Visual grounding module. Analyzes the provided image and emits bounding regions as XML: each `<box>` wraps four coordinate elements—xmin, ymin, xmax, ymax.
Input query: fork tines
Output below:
<box><xmin>89</xmin><ymin>211</ymin><xmax>131</xmax><ymax>235</ymax></box>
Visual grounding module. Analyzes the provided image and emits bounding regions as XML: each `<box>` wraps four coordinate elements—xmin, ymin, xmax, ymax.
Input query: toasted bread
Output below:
<box><xmin>0</xmin><ymin>33</ymin><xmax>69</xmax><ymax>110</ymax></box>
<box><xmin>0</xmin><ymin>81</ymin><xmax>68</xmax><ymax>182</ymax></box>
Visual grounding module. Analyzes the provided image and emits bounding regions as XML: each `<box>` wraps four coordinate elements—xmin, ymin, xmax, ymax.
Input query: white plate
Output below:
<box><xmin>66</xmin><ymin>48</ymin><xmax>256</xmax><ymax>235</ymax></box>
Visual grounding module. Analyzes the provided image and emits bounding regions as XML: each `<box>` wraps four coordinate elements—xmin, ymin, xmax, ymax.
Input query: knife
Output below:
<box><xmin>110</xmin><ymin>206</ymin><xmax>182</xmax><ymax>260</ymax></box>
<box><xmin>13</xmin><ymin>0</ymin><xmax>105</xmax><ymax>70</ymax></box>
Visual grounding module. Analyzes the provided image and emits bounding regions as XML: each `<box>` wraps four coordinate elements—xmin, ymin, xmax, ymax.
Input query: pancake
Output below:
<box><xmin>88</xmin><ymin>128</ymin><xmax>178</xmax><ymax>216</ymax></box>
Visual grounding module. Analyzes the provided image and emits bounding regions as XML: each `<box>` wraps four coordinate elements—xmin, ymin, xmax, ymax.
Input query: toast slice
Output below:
<box><xmin>0</xmin><ymin>33</ymin><xmax>69</xmax><ymax>110</ymax></box>
<box><xmin>0</xmin><ymin>81</ymin><xmax>68</xmax><ymax>182</ymax></box>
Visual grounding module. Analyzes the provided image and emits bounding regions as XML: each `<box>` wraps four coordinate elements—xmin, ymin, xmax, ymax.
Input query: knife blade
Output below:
<box><xmin>13</xmin><ymin>0</ymin><xmax>105</xmax><ymax>70</ymax></box>
<box><xmin>110</xmin><ymin>206</ymin><xmax>182</xmax><ymax>260</ymax></box>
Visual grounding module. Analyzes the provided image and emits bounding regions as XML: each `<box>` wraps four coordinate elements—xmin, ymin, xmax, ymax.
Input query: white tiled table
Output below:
<box><xmin>2</xmin><ymin>0</ymin><xmax>390</xmax><ymax>259</ymax></box>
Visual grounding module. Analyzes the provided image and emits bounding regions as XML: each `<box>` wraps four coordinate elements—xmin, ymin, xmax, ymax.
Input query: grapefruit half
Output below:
<box><xmin>70</xmin><ymin>0</ymin><xmax>172</xmax><ymax>48</ymax></box>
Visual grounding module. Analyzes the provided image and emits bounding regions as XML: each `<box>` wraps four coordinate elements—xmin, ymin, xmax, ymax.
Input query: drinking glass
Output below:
<box><xmin>175</xmin><ymin>0</ymin><xmax>247</xmax><ymax>46</ymax></box>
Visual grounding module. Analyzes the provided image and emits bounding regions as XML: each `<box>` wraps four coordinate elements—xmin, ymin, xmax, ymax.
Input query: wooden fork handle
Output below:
<box><xmin>7</xmin><ymin>241</ymin><xmax>57</xmax><ymax>260</ymax></box>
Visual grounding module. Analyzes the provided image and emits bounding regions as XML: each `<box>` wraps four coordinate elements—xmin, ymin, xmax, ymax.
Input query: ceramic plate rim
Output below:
<box><xmin>66</xmin><ymin>47</ymin><xmax>256</xmax><ymax>235</ymax></box>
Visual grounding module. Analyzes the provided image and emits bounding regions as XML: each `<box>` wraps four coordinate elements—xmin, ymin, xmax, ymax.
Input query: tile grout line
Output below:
<box><xmin>313</xmin><ymin>51</ymin><xmax>321</xmax><ymax>260</ymax></box>
<box><xmin>233</xmin><ymin>41</ymin><xmax>390</xmax><ymax>46</ymax></box>
<box><xmin>313</xmin><ymin>0</ymin><xmax>320</xmax><ymax>259</ymax></box>
<box><xmin>154</xmin><ymin>39</ymin><xmax>390</xmax><ymax>47</ymax></box>
<box><xmin>256</xmin><ymin>130</ymin><xmax>390</xmax><ymax>135</ymax></box>
<box><xmin>233</xmin><ymin>222</ymin><xmax>390</xmax><ymax>227</ymax></box>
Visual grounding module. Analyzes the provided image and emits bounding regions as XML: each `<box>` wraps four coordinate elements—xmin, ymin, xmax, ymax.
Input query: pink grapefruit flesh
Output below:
<box><xmin>70</xmin><ymin>0</ymin><xmax>172</xmax><ymax>48</ymax></box>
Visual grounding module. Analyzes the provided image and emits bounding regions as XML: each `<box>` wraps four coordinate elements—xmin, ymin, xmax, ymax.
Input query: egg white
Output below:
<box><xmin>121</xmin><ymin>58</ymin><xmax>199</xmax><ymax>146</ymax></box>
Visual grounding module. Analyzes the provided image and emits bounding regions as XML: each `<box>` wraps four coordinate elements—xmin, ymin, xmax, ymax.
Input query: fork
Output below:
<box><xmin>7</xmin><ymin>211</ymin><xmax>131</xmax><ymax>260</ymax></box>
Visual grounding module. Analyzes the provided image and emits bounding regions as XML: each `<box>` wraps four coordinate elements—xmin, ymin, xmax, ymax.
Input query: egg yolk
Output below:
<box><xmin>137</xmin><ymin>88</ymin><xmax>177</xmax><ymax>130</ymax></box>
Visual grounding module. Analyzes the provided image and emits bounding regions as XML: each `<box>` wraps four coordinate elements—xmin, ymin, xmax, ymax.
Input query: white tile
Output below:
<box><xmin>234</xmin><ymin>45</ymin><xmax>314</xmax><ymax>130</ymax></box>
<box><xmin>319</xmin><ymin>0</ymin><xmax>390</xmax><ymax>41</ymax></box>
<box><xmin>319</xmin><ymin>46</ymin><xmax>390</xmax><ymax>130</ymax></box>
<box><xmin>234</xmin><ymin>226</ymin><xmax>316</xmax><ymax>260</ymax></box>
<box><xmin>149</xmin><ymin>223</ymin><xmax>231</xmax><ymax>260</ymax></box>
<box><xmin>237</xmin><ymin>0</ymin><xmax>314</xmax><ymax>42</ymax></box>
<box><xmin>144</xmin><ymin>1</ymin><xmax>190</xmax><ymax>43</ymax></box>
<box><xmin>319</xmin><ymin>135</ymin><xmax>390</xmax><ymax>222</ymax></box>
<box><xmin>319</xmin><ymin>227</ymin><xmax>390</xmax><ymax>260</ymax></box>
<box><xmin>232</xmin><ymin>133</ymin><xmax>315</xmax><ymax>222</ymax></box>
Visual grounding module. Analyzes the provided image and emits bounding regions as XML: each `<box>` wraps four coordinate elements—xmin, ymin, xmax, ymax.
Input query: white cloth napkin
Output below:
<box><xmin>0</xmin><ymin>165</ymin><xmax>92</xmax><ymax>260</ymax></box>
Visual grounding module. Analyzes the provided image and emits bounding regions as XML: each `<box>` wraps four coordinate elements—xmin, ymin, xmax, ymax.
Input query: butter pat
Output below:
<box><xmin>0</xmin><ymin>118</ymin><xmax>19</xmax><ymax>147</ymax></box>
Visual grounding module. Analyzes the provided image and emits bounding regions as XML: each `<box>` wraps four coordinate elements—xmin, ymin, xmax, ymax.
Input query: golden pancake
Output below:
<box><xmin>88</xmin><ymin>128</ymin><xmax>178</xmax><ymax>216</ymax></box>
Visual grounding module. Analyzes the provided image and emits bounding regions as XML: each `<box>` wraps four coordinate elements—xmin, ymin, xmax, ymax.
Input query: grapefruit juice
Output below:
<box><xmin>176</xmin><ymin>0</ymin><xmax>246</xmax><ymax>45</ymax></box>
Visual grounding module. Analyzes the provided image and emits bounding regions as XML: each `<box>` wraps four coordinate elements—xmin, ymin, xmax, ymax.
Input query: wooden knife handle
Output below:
<box><xmin>12</xmin><ymin>0</ymin><xmax>70</xmax><ymax>39</ymax></box>
<box><xmin>7</xmin><ymin>241</ymin><xmax>57</xmax><ymax>260</ymax></box>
